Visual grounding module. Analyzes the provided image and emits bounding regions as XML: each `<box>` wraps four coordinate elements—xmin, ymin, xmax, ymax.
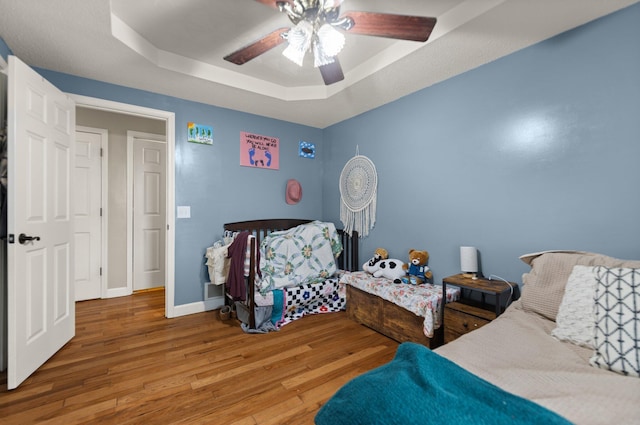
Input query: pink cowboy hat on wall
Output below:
<box><xmin>286</xmin><ymin>179</ymin><xmax>302</xmax><ymax>205</ymax></box>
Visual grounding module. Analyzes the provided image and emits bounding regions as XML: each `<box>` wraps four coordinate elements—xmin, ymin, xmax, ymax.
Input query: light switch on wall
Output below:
<box><xmin>177</xmin><ymin>206</ymin><xmax>191</xmax><ymax>218</ymax></box>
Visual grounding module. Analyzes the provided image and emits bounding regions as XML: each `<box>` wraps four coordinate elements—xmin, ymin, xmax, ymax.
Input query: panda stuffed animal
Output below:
<box><xmin>362</xmin><ymin>248</ymin><xmax>406</xmax><ymax>283</ymax></box>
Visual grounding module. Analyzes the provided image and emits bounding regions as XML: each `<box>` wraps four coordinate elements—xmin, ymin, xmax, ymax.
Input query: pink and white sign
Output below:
<box><xmin>239</xmin><ymin>131</ymin><xmax>279</xmax><ymax>170</ymax></box>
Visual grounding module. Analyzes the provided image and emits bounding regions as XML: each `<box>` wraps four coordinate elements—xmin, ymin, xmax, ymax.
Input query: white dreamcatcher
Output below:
<box><xmin>339</xmin><ymin>149</ymin><xmax>377</xmax><ymax>238</ymax></box>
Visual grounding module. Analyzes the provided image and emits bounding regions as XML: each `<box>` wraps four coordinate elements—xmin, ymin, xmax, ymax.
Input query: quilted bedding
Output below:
<box><xmin>258</xmin><ymin>221</ymin><xmax>343</xmax><ymax>291</ymax></box>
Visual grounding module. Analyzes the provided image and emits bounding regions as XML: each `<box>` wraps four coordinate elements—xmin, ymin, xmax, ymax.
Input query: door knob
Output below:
<box><xmin>18</xmin><ymin>233</ymin><xmax>41</xmax><ymax>244</ymax></box>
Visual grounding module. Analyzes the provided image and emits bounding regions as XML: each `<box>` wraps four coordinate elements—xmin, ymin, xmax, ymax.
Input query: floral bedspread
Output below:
<box><xmin>259</xmin><ymin>221</ymin><xmax>343</xmax><ymax>291</ymax></box>
<box><xmin>341</xmin><ymin>271</ymin><xmax>461</xmax><ymax>338</ymax></box>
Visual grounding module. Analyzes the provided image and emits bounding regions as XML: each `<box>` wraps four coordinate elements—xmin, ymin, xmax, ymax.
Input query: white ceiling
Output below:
<box><xmin>0</xmin><ymin>0</ymin><xmax>637</xmax><ymax>128</ymax></box>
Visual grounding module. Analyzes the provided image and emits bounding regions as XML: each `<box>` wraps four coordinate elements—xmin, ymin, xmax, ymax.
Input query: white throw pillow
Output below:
<box><xmin>551</xmin><ymin>265</ymin><xmax>597</xmax><ymax>348</ymax></box>
<box><xmin>590</xmin><ymin>266</ymin><xmax>640</xmax><ymax>377</ymax></box>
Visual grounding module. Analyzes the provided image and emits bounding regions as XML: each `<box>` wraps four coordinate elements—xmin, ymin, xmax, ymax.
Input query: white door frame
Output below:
<box><xmin>75</xmin><ymin>126</ymin><xmax>109</xmax><ymax>299</ymax></box>
<box><xmin>70</xmin><ymin>94</ymin><xmax>177</xmax><ymax>319</ymax></box>
<box><xmin>127</xmin><ymin>131</ymin><xmax>166</xmax><ymax>293</ymax></box>
<box><xmin>0</xmin><ymin>58</ymin><xmax>7</xmax><ymax>373</ymax></box>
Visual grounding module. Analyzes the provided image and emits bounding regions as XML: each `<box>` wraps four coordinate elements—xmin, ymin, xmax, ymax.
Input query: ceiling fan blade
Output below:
<box><xmin>342</xmin><ymin>12</ymin><xmax>436</xmax><ymax>42</ymax></box>
<box><xmin>319</xmin><ymin>59</ymin><xmax>344</xmax><ymax>85</ymax></box>
<box><xmin>224</xmin><ymin>28</ymin><xmax>289</xmax><ymax>65</ymax></box>
<box><xmin>254</xmin><ymin>0</ymin><xmax>292</xmax><ymax>9</ymax></box>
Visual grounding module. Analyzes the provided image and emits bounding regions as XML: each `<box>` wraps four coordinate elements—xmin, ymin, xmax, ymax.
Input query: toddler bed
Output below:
<box><xmin>316</xmin><ymin>250</ymin><xmax>640</xmax><ymax>425</ymax></box>
<box><xmin>222</xmin><ymin>219</ymin><xmax>358</xmax><ymax>331</ymax></box>
<box><xmin>341</xmin><ymin>271</ymin><xmax>460</xmax><ymax>348</ymax></box>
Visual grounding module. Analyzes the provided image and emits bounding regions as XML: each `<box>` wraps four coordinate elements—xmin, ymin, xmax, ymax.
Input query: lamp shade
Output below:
<box><xmin>460</xmin><ymin>246</ymin><xmax>478</xmax><ymax>273</ymax></box>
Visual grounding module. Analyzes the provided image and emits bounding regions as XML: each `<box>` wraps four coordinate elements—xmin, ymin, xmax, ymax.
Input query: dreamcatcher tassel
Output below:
<box><xmin>339</xmin><ymin>153</ymin><xmax>378</xmax><ymax>238</ymax></box>
<box><xmin>341</xmin><ymin>193</ymin><xmax>376</xmax><ymax>238</ymax></box>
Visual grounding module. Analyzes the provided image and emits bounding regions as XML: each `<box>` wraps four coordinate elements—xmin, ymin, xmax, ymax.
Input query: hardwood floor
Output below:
<box><xmin>0</xmin><ymin>290</ymin><xmax>399</xmax><ymax>424</ymax></box>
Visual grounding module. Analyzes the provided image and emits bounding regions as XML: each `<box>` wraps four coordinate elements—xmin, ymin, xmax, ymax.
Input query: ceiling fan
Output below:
<box><xmin>224</xmin><ymin>0</ymin><xmax>437</xmax><ymax>85</ymax></box>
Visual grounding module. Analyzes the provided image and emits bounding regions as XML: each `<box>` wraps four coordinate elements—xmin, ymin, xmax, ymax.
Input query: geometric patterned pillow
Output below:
<box><xmin>590</xmin><ymin>266</ymin><xmax>640</xmax><ymax>377</ymax></box>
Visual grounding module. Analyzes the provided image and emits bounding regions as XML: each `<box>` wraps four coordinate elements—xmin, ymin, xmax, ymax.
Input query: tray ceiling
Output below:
<box><xmin>0</xmin><ymin>0</ymin><xmax>636</xmax><ymax>128</ymax></box>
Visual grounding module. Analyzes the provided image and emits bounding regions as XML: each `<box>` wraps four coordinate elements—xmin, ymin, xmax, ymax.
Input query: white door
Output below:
<box><xmin>130</xmin><ymin>133</ymin><xmax>166</xmax><ymax>291</ymax></box>
<box><xmin>6</xmin><ymin>56</ymin><xmax>75</xmax><ymax>389</ymax></box>
<box><xmin>74</xmin><ymin>128</ymin><xmax>104</xmax><ymax>301</ymax></box>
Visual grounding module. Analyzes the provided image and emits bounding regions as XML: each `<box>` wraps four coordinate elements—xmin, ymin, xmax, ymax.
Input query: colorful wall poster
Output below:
<box><xmin>239</xmin><ymin>131</ymin><xmax>279</xmax><ymax>169</ymax></box>
<box><xmin>188</xmin><ymin>122</ymin><xmax>213</xmax><ymax>145</ymax></box>
<box><xmin>299</xmin><ymin>141</ymin><xmax>316</xmax><ymax>158</ymax></box>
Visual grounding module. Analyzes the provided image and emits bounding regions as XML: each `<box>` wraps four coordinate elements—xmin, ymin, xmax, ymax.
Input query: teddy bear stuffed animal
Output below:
<box><xmin>362</xmin><ymin>247</ymin><xmax>388</xmax><ymax>271</ymax></box>
<box><xmin>362</xmin><ymin>248</ymin><xmax>406</xmax><ymax>283</ymax></box>
<box><xmin>401</xmin><ymin>249</ymin><xmax>433</xmax><ymax>285</ymax></box>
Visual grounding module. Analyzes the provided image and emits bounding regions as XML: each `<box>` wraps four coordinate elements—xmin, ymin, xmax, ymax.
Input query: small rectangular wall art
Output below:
<box><xmin>239</xmin><ymin>131</ymin><xmax>279</xmax><ymax>169</ymax></box>
<box><xmin>299</xmin><ymin>141</ymin><xmax>316</xmax><ymax>159</ymax></box>
<box><xmin>187</xmin><ymin>122</ymin><xmax>213</xmax><ymax>145</ymax></box>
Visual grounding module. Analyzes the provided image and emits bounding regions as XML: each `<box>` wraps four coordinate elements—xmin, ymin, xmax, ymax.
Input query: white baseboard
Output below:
<box><xmin>169</xmin><ymin>296</ymin><xmax>225</xmax><ymax>318</ymax></box>
<box><xmin>106</xmin><ymin>287</ymin><xmax>132</xmax><ymax>298</ymax></box>
<box><xmin>102</xmin><ymin>286</ymin><xmax>223</xmax><ymax>319</ymax></box>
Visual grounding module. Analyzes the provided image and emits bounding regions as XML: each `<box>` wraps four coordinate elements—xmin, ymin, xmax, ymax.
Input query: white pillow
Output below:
<box><xmin>590</xmin><ymin>266</ymin><xmax>640</xmax><ymax>377</ymax></box>
<box><xmin>551</xmin><ymin>265</ymin><xmax>597</xmax><ymax>348</ymax></box>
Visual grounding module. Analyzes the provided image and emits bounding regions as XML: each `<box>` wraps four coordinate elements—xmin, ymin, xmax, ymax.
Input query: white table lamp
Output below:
<box><xmin>460</xmin><ymin>246</ymin><xmax>478</xmax><ymax>279</ymax></box>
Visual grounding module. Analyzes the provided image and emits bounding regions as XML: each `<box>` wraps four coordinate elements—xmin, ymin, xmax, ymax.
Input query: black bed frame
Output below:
<box><xmin>223</xmin><ymin>219</ymin><xmax>359</xmax><ymax>329</ymax></box>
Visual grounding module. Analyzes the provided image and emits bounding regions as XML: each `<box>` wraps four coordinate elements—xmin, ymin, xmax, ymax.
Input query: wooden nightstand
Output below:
<box><xmin>442</xmin><ymin>274</ymin><xmax>515</xmax><ymax>343</ymax></box>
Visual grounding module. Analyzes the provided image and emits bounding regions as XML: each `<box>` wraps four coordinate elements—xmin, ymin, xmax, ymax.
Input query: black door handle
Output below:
<box><xmin>18</xmin><ymin>233</ymin><xmax>41</xmax><ymax>244</ymax></box>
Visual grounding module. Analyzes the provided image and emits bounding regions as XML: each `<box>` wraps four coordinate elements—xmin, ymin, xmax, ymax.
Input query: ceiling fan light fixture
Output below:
<box><xmin>312</xmin><ymin>24</ymin><xmax>344</xmax><ymax>67</ymax></box>
<box><xmin>312</xmin><ymin>41</ymin><xmax>335</xmax><ymax>67</ymax></box>
<box><xmin>282</xmin><ymin>21</ymin><xmax>313</xmax><ymax>66</ymax></box>
<box><xmin>282</xmin><ymin>42</ymin><xmax>307</xmax><ymax>66</ymax></box>
<box><xmin>316</xmin><ymin>23</ymin><xmax>345</xmax><ymax>57</ymax></box>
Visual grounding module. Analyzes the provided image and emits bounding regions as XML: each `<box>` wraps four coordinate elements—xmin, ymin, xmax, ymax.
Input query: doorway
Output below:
<box><xmin>74</xmin><ymin>126</ymin><xmax>107</xmax><ymax>301</ymax></box>
<box><xmin>1</xmin><ymin>57</ymin><xmax>176</xmax><ymax>388</ymax></box>
<box><xmin>72</xmin><ymin>95</ymin><xmax>176</xmax><ymax>318</ymax></box>
<box><xmin>128</xmin><ymin>131</ymin><xmax>166</xmax><ymax>292</ymax></box>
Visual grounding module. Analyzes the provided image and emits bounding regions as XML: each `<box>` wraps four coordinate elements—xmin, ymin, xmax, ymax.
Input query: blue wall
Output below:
<box><xmin>323</xmin><ymin>3</ymin><xmax>640</xmax><ymax>284</ymax></box>
<box><xmin>2</xmin><ymin>3</ymin><xmax>638</xmax><ymax>304</ymax></box>
<box><xmin>0</xmin><ymin>37</ymin><xmax>12</xmax><ymax>60</ymax></box>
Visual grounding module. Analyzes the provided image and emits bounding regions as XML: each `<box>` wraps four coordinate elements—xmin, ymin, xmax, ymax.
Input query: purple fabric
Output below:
<box><xmin>226</xmin><ymin>232</ymin><xmax>261</xmax><ymax>301</ymax></box>
<box><xmin>226</xmin><ymin>232</ymin><xmax>249</xmax><ymax>301</ymax></box>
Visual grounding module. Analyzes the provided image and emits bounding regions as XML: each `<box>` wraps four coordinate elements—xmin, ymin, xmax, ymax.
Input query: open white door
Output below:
<box><xmin>74</xmin><ymin>127</ymin><xmax>104</xmax><ymax>301</ymax></box>
<box><xmin>6</xmin><ymin>56</ymin><xmax>75</xmax><ymax>389</ymax></box>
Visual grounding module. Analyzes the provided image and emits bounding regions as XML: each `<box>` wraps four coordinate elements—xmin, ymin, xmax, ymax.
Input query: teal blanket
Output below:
<box><xmin>315</xmin><ymin>343</ymin><xmax>573</xmax><ymax>425</ymax></box>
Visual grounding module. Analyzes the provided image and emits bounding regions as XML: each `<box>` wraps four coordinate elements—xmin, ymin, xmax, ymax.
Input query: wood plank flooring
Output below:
<box><xmin>0</xmin><ymin>290</ymin><xmax>399</xmax><ymax>424</ymax></box>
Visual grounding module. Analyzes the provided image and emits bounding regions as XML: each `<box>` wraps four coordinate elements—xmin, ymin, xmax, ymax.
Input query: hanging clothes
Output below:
<box><xmin>205</xmin><ymin>243</ymin><xmax>231</xmax><ymax>286</ymax></box>
<box><xmin>226</xmin><ymin>231</ymin><xmax>261</xmax><ymax>301</ymax></box>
